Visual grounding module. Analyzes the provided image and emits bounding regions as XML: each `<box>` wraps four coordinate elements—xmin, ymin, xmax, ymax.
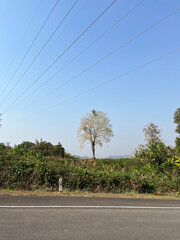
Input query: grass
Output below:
<box><xmin>0</xmin><ymin>189</ymin><xmax>180</xmax><ymax>200</ymax></box>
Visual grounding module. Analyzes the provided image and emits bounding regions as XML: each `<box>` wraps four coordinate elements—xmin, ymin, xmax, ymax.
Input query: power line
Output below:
<box><xmin>7</xmin><ymin>0</ymin><xmax>144</xmax><ymax>113</ymax></box>
<box><xmin>0</xmin><ymin>0</ymin><xmax>42</xmax><ymax>92</ymax></box>
<box><xmin>2</xmin><ymin>0</ymin><xmax>117</xmax><ymax>113</ymax></box>
<box><xmin>5</xmin><ymin>47</ymin><xmax>180</xmax><ymax>125</ymax></box>
<box><xmin>0</xmin><ymin>0</ymin><xmax>60</xmax><ymax>103</ymax></box>
<box><xmin>0</xmin><ymin>0</ymin><xmax>79</xmax><ymax>106</ymax></box>
<box><xmin>4</xmin><ymin>6</ymin><xmax>180</xmax><ymax>117</ymax></box>
<box><xmin>37</xmin><ymin>0</ymin><xmax>88</xmax><ymax>62</ymax></box>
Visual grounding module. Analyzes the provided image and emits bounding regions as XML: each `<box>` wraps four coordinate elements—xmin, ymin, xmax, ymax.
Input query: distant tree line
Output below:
<box><xmin>1</xmin><ymin>139</ymin><xmax>65</xmax><ymax>158</ymax></box>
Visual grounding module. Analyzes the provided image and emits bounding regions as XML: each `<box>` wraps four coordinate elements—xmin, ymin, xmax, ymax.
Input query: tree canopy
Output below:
<box><xmin>174</xmin><ymin>108</ymin><xmax>180</xmax><ymax>134</ymax></box>
<box><xmin>143</xmin><ymin>122</ymin><xmax>162</xmax><ymax>146</ymax></box>
<box><xmin>174</xmin><ymin>108</ymin><xmax>180</xmax><ymax>155</ymax></box>
<box><xmin>14</xmin><ymin>139</ymin><xmax>65</xmax><ymax>158</ymax></box>
<box><xmin>78</xmin><ymin>110</ymin><xmax>114</xmax><ymax>159</ymax></box>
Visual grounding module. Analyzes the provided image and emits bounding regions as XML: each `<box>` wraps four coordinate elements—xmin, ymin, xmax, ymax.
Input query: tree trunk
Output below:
<box><xmin>91</xmin><ymin>141</ymin><xmax>95</xmax><ymax>159</ymax></box>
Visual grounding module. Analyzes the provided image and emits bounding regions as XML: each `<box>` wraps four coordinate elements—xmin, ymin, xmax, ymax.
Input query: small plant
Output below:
<box><xmin>168</xmin><ymin>155</ymin><xmax>180</xmax><ymax>166</ymax></box>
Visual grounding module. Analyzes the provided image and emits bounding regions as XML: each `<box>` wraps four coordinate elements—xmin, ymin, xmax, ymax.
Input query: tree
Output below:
<box><xmin>135</xmin><ymin>142</ymin><xmax>174</xmax><ymax>165</ymax></box>
<box><xmin>174</xmin><ymin>108</ymin><xmax>180</xmax><ymax>134</ymax></box>
<box><xmin>78</xmin><ymin>110</ymin><xmax>114</xmax><ymax>159</ymax></box>
<box><xmin>35</xmin><ymin>139</ymin><xmax>65</xmax><ymax>157</ymax></box>
<box><xmin>143</xmin><ymin>122</ymin><xmax>162</xmax><ymax>146</ymax></box>
<box><xmin>174</xmin><ymin>108</ymin><xmax>180</xmax><ymax>155</ymax></box>
<box><xmin>18</xmin><ymin>141</ymin><xmax>35</xmax><ymax>151</ymax></box>
<box><xmin>53</xmin><ymin>142</ymin><xmax>65</xmax><ymax>158</ymax></box>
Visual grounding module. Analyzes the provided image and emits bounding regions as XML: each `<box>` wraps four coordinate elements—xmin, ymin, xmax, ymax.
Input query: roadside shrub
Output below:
<box><xmin>0</xmin><ymin>146</ymin><xmax>180</xmax><ymax>195</ymax></box>
<box><xmin>135</xmin><ymin>142</ymin><xmax>175</xmax><ymax>165</ymax></box>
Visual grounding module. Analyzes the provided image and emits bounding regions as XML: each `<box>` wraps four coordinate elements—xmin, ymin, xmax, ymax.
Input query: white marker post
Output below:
<box><xmin>59</xmin><ymin>178</ymin><xmax>62</xmax><ymax>193</ymax></box>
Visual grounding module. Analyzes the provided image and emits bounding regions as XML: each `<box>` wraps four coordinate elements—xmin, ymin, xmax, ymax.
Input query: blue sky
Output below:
<box><xmin>0</xmin><ymin>0</ymin><xmax>179</xmax><ymax>157</ymax></box>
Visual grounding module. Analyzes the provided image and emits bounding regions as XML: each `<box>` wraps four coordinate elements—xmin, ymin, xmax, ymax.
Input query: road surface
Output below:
<box><xmin>0</xmin><ymin>195</ymin><xmax>180</xmax><ymax>240</ymax></box>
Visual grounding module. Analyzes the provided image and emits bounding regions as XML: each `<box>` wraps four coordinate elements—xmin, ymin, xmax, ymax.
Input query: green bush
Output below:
<box><xmin>0</xmin><ymin>143</ymin><xmax>180</xmax><ymax>194</ymax></box>
<box><xmin>135</xmin><ymin>142</ymin><xmax>175</xmax><ymax>165</ymax></box>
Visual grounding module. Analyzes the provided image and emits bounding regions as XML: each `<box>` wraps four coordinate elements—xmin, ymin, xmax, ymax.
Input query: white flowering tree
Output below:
<box><xmin>78</xmin><ymin>110</ymin><xmax>114</xmax><ymax>159</ymax></box>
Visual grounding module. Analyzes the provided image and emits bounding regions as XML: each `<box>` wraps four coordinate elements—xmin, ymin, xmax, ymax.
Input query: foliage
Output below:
<box><xmin>0</xmin><ymin>144</ymin><xmax>180</xmax><ymax>195</ymax></box>
<box><xmin>135</xmin><ymin>142</ymin><xmax>174</xmax><ymax>165</ymax></box>
<box><xmin>174</xmin><ymin>108</ymin><xmax>180</xmax><ymax>154</ymax></box>
<box><xmin>34</xmin><ymin>139</ymin><xmax>65</xmax><ymax>157</ymax></box>
<box><xmin>78</xmin><ymin>110</ymin><xmax>113</xmax><ymax>159</ymax></box>
<box><xmin>175</xmin><ymin>137</ymin><xmax>180</xmax><ymax>156</ymax></box>
<box><xmin>168</xmin><ymin>155</ymin><xmax>180</xmax><ymax>166</ymax></box>
<box><xmin>13</xmin><ymin>139</ymin><xmax>65</xmax><ymax>158</ymax></box>
<box><xmin>1</xmin><ymin>109</ymin><xmax>180</xmax><ymax>195</ymax></box>
<box><xmin>143</xmin><ymin>122</ymin><xmax>162</xmax><ymax>146</ymax></box>
<box><xmin>174</xmin><ymin>108</ymin><xmax>180</xmax><ymax>134</ymax></box>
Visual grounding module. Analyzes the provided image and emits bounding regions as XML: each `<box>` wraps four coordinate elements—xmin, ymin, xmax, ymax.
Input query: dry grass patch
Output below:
<box><xmin>0</xmin><ymin>189</ymin><xmax>179</xmax><ymax>200</ymax></box>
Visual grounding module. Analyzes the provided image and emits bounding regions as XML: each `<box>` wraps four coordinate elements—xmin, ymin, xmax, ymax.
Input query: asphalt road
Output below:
<box><xmin>0</xmin><ymin>196</ymin><xmax>180</xmax><ymax>240</ymax></box>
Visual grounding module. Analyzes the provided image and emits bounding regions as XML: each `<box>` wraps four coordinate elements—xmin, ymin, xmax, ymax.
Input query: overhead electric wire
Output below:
<box><xmin>0</xmin><ymin>0</ymin><xmax>60</xmax><ymax>103</ymax></box>
<box><xmin>7</xmin><ymin>0</ymin><xmax>144</xmax><ymax>113</ymax></box>
<box><xmin>38</xmin><ymin>0</ymin><xmax>88</xmax><ymax>62</ymax></box>
<box><xmin>2</xmin><ymin>0</ymin><xmax>117</xmax><ymax>114</ymax></box>
<box><xmin>0</xmin><ymin>0</ymin><xmax>79</xmax><ymax>106</ymax></box>
<box><xmin>4</xmin><ymin>6</ymin><xmax>180</xmax><ymax>117</ymax></box>
<box><xmin>5</xmin><ymin>47</ymin><xmax>180</xmax><ymax>125</ymax></box>
<box><xmin>0</xmin><ymin>0</ymin><xmax>42</xmax><ymax>92</ymax></box>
